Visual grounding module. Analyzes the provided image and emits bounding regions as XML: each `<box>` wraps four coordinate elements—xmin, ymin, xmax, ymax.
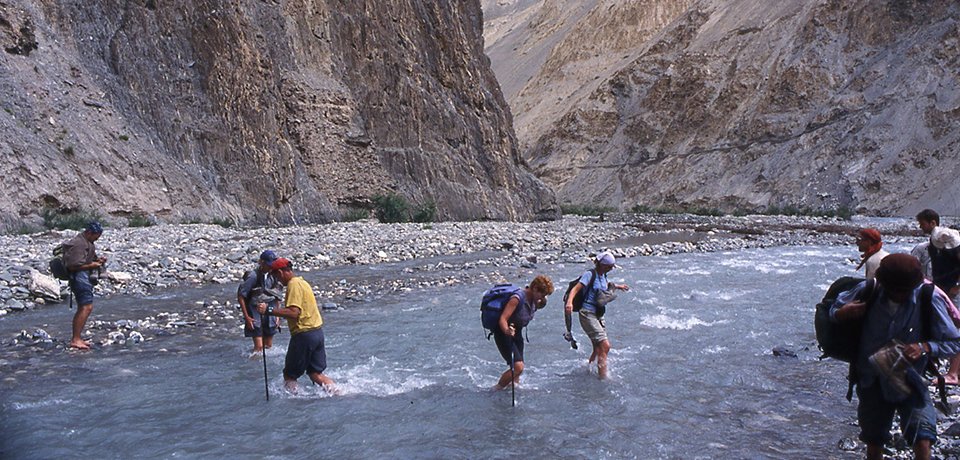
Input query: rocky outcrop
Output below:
<box><xmin>0</xmin><ymin>0</ymin><xmax>558</xmax><ymax>229</ymax></box>
<box><xmin>485</xmin><ymin>0</ymin><xmax>960</xmax><ymax>216</ymax></box>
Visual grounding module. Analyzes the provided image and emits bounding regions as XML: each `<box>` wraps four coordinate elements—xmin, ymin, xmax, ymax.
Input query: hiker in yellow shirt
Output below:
<box><xmin>257</xmin><ymin>257</ymin><xmax>337</xmax><ymax>394</ymax></box>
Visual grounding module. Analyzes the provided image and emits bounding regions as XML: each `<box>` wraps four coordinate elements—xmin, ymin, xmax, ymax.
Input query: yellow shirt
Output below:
<box><xmin>284</xmin><ymin>277</ymin><xmax>322</xmax><ymax>334</ymax></box>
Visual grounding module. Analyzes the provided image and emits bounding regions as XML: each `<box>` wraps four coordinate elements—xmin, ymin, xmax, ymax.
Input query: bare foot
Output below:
<box><xmin>69</xmin><ymin>339</ymin><xmax>91</xmax><ymax>350</ymax></box>
<box><xmin>284</xmin><ymin>381</ymin><xmax>299</xmax><ymax>394</ymax></box>
<box><xmin>323</xmin><ymin>384</ymin><xmax>342</xmax><ymax>396</ymax></box>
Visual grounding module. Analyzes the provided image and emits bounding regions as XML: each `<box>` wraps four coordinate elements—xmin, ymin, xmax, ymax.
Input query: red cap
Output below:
<box><xmin>270</xmin><ymin>257</ymin><xmax>292</xmax><ymax>271</ymax></box>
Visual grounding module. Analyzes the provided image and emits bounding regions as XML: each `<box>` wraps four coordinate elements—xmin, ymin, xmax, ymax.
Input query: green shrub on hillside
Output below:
<box><xmin>561</xmin><ymin>204</ymin><xmax>616</xmax><ymax>216</ymax></box>
<box><xmin>373</xmin><ymin>193</ymin><xmax>410</xmax><ymax>223</ymax></box>
<box><xmin>412</xmin><ymin>201</ymin><xmax>437</xmax><ymax>223</ymax></box>
<box><xmin>42</xmin><ymin>208</ymin><xmax>104</xmax><ymax>230</ymax></box>
<box><xmin>127</xmin><ymin>213</ymin><xmax>153</xmax><ymax>227</ymax></box>
<box><xmin>341</xmin><ymin>208</ymin><xmax>370</xmax><ymax>222</ymax></box>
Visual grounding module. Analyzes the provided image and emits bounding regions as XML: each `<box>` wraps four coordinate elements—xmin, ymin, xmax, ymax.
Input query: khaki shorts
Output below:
<box><xmin>579</xmin><ymin>310</ymin><xmax>607</xmax><ymax>343</ymax></box>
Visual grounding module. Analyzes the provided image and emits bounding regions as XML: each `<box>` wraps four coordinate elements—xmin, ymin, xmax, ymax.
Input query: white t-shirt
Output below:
<box><xmin>864</xmin><ymin>249</ymin><xmax>890</xmax><ymax>280</ymax></box>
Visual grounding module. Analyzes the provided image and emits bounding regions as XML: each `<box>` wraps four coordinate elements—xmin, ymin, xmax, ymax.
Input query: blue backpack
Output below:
<box><xmin>480</xmin><ymin>284</ymin><xmax>538</xmax><ymax>336</ymax></box>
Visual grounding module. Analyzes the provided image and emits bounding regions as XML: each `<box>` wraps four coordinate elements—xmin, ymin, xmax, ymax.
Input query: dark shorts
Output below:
<box><xmin>69</xmin><ymin>271</ymin><xmax>94</xmax><ymax>306</ymax></box>
<box><xmin>284</xmin><ymin>328</ymin><xmax>327</xmax><ymax>379</ymax></box>
<box><xmin>492</xmin><ymin>327</ymin><xmax>524</xmax><ymax>366</ymax></box>
<box><xmin>856</xmin><ymin>381</ymin><xmax>938</xmax><ymax>446</ymax></box>
<box><xmin>243</xmin><ymin>304</ymin><xmax>279</xmax><ymax>338</ymax></box>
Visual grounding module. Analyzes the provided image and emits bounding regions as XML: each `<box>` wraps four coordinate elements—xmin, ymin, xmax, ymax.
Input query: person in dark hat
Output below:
<box><xmin>830</xmin><ymin>253</ymin><xmax>960</xmax><ymax>460</ymax></box>
<box><xmin>62</xmin><ymin>221</ymin><xmax>107</xmax><ymax>350</ymax></box>
<box><xmin>237</xmin><ymin>250</ymin><xmax>283</xmax><ymax>354</ymax></box>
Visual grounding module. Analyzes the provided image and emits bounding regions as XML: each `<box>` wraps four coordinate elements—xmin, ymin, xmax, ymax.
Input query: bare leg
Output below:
<box><xmin>263</xmin><ymin>335</ymin><xmax>273</xmax><ymax>349</ymax></box>
<box><xmin>597</xmin><ymin>339</ymin><xmax>611</xmax><ymax>379</ymax></box>
<box><xmin>494</xmin><ymin>361</ymin><xmax>525</xmax><ymax>389</ymax></box>
<box><xmin>914</xmin><ymin>439</ymin><xmax>931</xmax><ymax>460</ymax></box>
<box><xmin>945</xmin><ymin>355</ymin><xmax>960</xmax><ymax>385</ymax></box>
<box><xmin>251</xmin><ymin>336</ymin><xmax>264</xmax><ymax>354</ymax></box>
<box><xmin>70</xmin><ymin>304</ymin><xmax>93</xmax><ymax>349</ymax></box>
<box><xmin>309</xmin><ymin>371</ymin><xmax>339</xmax><ymax>394</ymax></box>
<box><xmin>866</xmin><ymin>443</ymin><xmax>882</xmax><ymax>460</ymax></box>
<box><xmin>284</xmin><ymin>378</ymin><xmax>299</xmax><ymax>393</ymax></box>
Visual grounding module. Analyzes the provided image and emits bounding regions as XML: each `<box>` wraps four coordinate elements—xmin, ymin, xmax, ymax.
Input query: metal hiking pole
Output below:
<box><xmin>262</xmin><ymin>311</ymin><xmax>270</xmax><ymax>401</ymax></box>
<box><xmin>510</xmin><ymin>349</ymin><xmax>516</xmax><ymax>407</ymax></box>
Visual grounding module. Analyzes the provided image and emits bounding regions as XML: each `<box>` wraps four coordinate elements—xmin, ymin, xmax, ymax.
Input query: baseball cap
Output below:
<box><xmin>259</xmin><ymin>250</ymin><xmax>278</xmax><ymax>264</ymax></box>
<box><xmin>270</xmin><ymin>257</ymin><xmax>293</xmax><ymax>271</ymax></box>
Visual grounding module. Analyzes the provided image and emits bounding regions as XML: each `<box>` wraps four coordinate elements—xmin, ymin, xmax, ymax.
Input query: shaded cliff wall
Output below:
<box><xmin>0</xmin><ymin>0</ymin><xmax>557</xmax><ymax>228</ymax></box>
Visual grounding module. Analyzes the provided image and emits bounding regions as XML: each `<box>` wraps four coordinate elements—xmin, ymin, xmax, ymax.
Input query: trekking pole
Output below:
<box><xmin>262</xmin><ymin>310</ymin><xmax>270</xmax><ymax>401</ymax></box>
<box><xmin>262</xmin><ymin>344</ymin><xmax>269</xmax><ymax>401</ymax></box>
<box><xmin>510</xmin><ymin>349</ymin><xmax>516</xmax><ymax>408</ymax></box>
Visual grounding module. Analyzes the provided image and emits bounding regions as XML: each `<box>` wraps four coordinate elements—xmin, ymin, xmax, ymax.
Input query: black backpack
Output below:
<box><xmin>563</xmin><ymin>269</ymin><xmax>597</xmax><ymax>313</ymax></box>
<box><xmin>814</xmin><ymin>277</ymin><xmax>876</xmax><ymax>362</ymax></box>
<box><xmin>48</xmin><ymin>244</ymin><xmax>70</xmax><ymax>281</ymax></box>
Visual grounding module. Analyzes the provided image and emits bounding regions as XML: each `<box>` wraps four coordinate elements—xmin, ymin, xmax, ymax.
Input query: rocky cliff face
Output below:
<box><xmin>0</xmin><ymin>0</ymin><xmax>558</xmax><ymax>229</ymax></box>
<box><xmin>486</xmin><ymin>0</ymin><xmax>960</xmax><ymax>216</ymax></box>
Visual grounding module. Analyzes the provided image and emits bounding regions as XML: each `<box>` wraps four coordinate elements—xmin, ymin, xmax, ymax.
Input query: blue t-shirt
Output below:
<box><xmin>578</xmin><ymin>270</ymin><xmax>608</xmax><ymax>313</ymax></box>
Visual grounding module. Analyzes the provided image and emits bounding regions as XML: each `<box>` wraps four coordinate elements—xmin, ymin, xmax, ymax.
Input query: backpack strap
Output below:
<box><xmin>584</xmin><ymin>269</ymin><xmax>598</xmax><ymax>303</ymax></box>
<box><xmin>846</xmin><ymin>279</ymin><xmax>878</xmax><ymax>401</ymax></box>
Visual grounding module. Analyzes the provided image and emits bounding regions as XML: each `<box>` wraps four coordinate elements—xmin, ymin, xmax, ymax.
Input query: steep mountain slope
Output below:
<box><xmin>486</xmin><ymin>0</ymin><xmax>960</xmax><ymax>216</ymax></box>
<box><xmin>0</xmin><ymin>0</ymin><xmax>557</xmax><ymax>229</ymax></box>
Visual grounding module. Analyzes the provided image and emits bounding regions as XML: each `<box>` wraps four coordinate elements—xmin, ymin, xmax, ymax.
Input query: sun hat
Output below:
<box><xmin>931</xmin><ymin>227</ymin><xmax>960</xmax><ymax>250</ymax></box>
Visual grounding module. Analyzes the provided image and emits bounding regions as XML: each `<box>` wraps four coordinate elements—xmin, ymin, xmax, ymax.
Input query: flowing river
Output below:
<box><xmin>1</xmin><ymin>244</ymin><xmax>907</xmax><ymax>459</ymax></box>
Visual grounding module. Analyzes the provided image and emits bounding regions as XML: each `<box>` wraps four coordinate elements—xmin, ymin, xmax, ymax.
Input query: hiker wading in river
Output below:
<box><xmin>63</xmin><ymin>221</ymin><xmax>107</xmax><ymax>350</ymax></box>
<box><xmin>258</xmin><ymin>258</ymin><xmax>337</xmax><ymax>394</ymax></box>
<box><xmin>565</xmin><ymin>252</ymin><xmax>629</xmax><ymax>379</ymax></box>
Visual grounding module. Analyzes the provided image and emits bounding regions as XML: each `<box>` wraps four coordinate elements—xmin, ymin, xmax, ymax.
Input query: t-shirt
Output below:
<box><xmin>62</xmin><ymin>233</ymin><xmax>97</xmax><ymax>271</ymax></box>
<box><xmin>578</xmin><ymin>270</ymin><xmax>608</xmax><ymax>313</ymax></box>
<box><xmin>863</xmin><ymin>249</ymin><xmax>889</xmax><ymax>280</ymax></box>
<box><xmin>284</xmin><ymin>276</ymin><xmax>322</xmax><ymax>334</ymax></box>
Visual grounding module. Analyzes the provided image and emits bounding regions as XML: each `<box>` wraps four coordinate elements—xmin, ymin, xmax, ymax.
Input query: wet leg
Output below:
<box><xmin>70</xmin><ymin>304</ymin><xmax>93</xmax><ymax>349</ymax></box>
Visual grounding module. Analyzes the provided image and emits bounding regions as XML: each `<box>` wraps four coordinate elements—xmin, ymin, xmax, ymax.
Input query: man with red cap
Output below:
<box><xmin>855</xmin><ymin>228</ymin><xmax>889</xmax><ymax>280</ymax></box>
<box><xmin>831</xmin><ymin>254</ymin><xmax>960</xmax><ymax>460</ymax></box>
<box><xmin>257</xmin><ymin>257</ymin><xmax>337</xmax><ymax>394</ymax></box>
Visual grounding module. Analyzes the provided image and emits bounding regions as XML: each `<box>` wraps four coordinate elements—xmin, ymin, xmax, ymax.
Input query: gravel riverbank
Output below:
<box><xmin>0</xmin><ymin>213</ymin><xmax>925</xmax><ymax>316</ymax></box>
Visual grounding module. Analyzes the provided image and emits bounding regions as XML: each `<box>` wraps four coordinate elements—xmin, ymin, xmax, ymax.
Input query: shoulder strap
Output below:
<box><xmin>586</xmin><ymin>269</ymin><xmax>598</xmax><ymax>295</ymax></box>
<box><xmin>920</xmin><ymin>283</ymin><xmax>936</xmax><ymax>340</ymax></box>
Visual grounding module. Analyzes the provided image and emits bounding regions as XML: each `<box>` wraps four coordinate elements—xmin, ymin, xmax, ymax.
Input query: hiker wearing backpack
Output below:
<box><xmin>257</xmin><ymin>258</ymin><xmax>337</xmax><ymax>394</ymax></box>
<box><xmin>830</xmin><ymin>254</ymin><xmax>960</xmax><ymax>460</ymax></box>
<box><xmin>237</xmin><ymin>250</ymin><xmax>283</xmax><ymax>354</ymax></box>
<box><xmin>564</xmin><ymin>252</ymin><xmax>629</xmax><ymax>379</ymax></box>
<box><xmin>488</xmin><ymin>275</ymin><xmax>555</xmax><ymax>391</ymax></box>
<box><xmin>915</xmin><ymin>209</ymin><xmax>960</xmax><ymax>386</ymax></box>
<box><xmin>855</xmin><ymin>228</ymin><xmax>888</xmax><ymax>280</ymax></box>
<box><xmin>62</xmin><ymin>221</ymin><xmax>107</xmax><ymax>350</ymax></box>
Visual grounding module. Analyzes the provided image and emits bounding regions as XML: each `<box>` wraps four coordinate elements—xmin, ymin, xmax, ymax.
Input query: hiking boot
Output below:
<box><xmin>869</xmin><ymin>341</ymin><xmax>913</xmax><ymax>398</ymax></box>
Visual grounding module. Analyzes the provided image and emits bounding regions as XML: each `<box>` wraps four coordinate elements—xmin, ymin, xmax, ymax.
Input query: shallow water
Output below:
<box><xmin>0</xmin><ymin>244</ymin><xmax>913</xmax><ymax>459</ymax></box>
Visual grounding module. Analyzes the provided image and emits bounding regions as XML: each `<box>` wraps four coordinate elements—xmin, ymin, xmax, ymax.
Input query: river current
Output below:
<box><xmin>0</xmin><ymin>244</ymin><xmax>902</xmax><ymax>459</ymax></box>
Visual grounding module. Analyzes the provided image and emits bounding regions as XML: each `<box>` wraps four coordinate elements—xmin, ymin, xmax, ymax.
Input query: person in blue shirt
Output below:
<box><xmin>564</xmin><ymin>252</ymin><xmax>629</xmax><ymax>379</ymax></box>
<box><xmin>831</xmin><ymin>253</ymin><xmax>960</xmax><ymax>460</ymax></box>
